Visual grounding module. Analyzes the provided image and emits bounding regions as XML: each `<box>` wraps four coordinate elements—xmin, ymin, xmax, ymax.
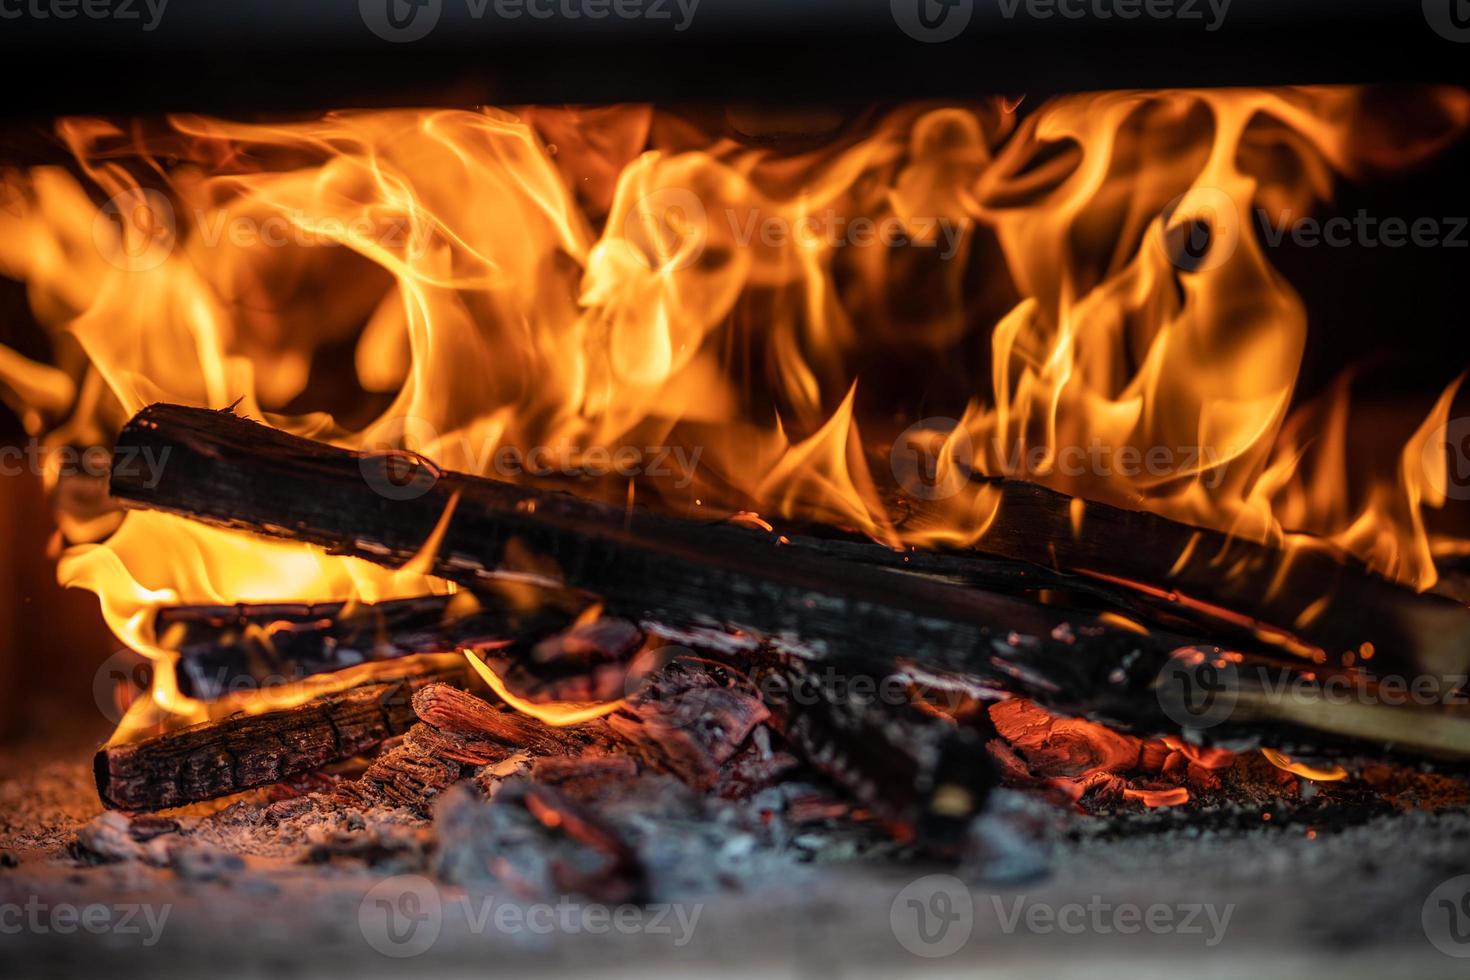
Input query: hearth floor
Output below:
<box><xmin>2</xmin><ymin>739</ymin><xmax>1468</xmax><ymax>979</ymax></box>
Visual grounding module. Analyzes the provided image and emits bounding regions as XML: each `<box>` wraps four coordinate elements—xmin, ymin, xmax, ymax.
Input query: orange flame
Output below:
<box><xmin>0</xmin><ymin>90</ymin><xmax>1466</xmax><ymax>739</ymax></box>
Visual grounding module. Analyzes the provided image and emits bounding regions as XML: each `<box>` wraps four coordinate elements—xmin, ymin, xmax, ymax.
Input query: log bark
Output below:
<box><xmin>94</xmin><ymin>655</ymin><xmax>469</xmax><ymax>811</ymax></box>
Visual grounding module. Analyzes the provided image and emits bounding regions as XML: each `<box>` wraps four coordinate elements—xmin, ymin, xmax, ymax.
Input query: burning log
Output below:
<box><xmin>106</xmin><ymin>404</ymin><xmax>1470</xmax><ymax>761</ymax></box>
<box><xmin>105</xmin><ymin>405</ymin><xmax>1215</xmax><ymax>703</ymax></box>
<box><xmin>899</xmin><ymin>477</ymin><xmax>1470</xmax><ymax>684</ymax></box>
<box><xmin>158</xmin><ymin>588</ymin><xmax>591</xmax><ymax>701</ymax></box>
<box><xmin>95</xmin><ymin>655</ymin><xmax>469</xmax><ymax>812</ymax></box>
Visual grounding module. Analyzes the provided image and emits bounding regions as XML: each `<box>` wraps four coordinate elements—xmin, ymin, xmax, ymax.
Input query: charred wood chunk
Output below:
<box><xmin>481</xmin><ymin>617</ymin><xmax>647</xmax><ymax>705</ymax></box>
<box><xmin>333</xmin><ymin>723</ymin><xmax>507</xmax><ymax>813</ymax></box>
<box><xmin>753</xmin><ymin>653</ymin><xmax>993</xmax><ymax>853</ymax></box>
<box><xmin>94</xmin><ymin>658</ymin><xmax>468</xmax><ymax>811</ymax></box>
<box><xmin>606</xmin><ymin>659</ymin><xmax>770</xmax><ymax>791</ymax></box>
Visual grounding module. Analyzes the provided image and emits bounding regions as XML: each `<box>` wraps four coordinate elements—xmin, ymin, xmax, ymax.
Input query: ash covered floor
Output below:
<box><xmin>3</xmin><ymin>739</ymin><xmax>1469</xmax><ymax>979</ymax></box>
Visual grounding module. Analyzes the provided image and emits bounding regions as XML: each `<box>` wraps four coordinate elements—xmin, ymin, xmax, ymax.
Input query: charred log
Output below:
<box><xmin>160</xmin><ymin>588</ymin><xmax>591</xmax><ymax>701</ymax></box>
<box><xmin>94</xmin><ymin>656</ymin><xmax>470</xmax><ymax>811</ymax></box>
<box><xmin>896</xmin><ymin>476</ymin><xmax>1470</xmax><ymax>684</ymax></box>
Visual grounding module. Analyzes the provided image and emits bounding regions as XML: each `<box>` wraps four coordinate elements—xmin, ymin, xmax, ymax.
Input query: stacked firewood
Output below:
<box><xmin>90</xmin><ymin>405</ymin><xmax>1470</xmax><ymax>854</ymax></box>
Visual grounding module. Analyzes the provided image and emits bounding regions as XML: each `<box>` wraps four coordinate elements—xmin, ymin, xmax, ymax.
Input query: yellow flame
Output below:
<box><xmin>1260</xmin><ymin>747</ymin><xmax>1348</xmax><ymax>782</ymax></box>
<box><xmin>0</xmin><ymin>91</ymin><xmax>1466</xmax><ymax>740</ymax></box>
<box><xmin>464</xmin><ymin>649</ymin><xmax>625</xmax><ymax>726</ymax></box>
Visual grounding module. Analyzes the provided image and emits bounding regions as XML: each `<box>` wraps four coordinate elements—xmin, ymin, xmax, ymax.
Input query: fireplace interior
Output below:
<box><xmin>3</xmin><ymin>8</ymin><xmax>1470</xmax><ymax>977</ymax></box>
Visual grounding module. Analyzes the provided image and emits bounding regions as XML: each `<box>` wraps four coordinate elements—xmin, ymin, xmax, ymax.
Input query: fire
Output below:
<box><xmin>464</xmin><ymin>649</ymin><xmax>625</xmax><ymax>726</ymax></box>
<box><xmin>0</xmin><ymin>89</ymin><xmax>1467</xmax><ymax>739</ymax></box>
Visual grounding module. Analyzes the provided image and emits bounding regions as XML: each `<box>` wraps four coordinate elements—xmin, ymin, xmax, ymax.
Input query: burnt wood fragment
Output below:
<box><xmin>750</xmin><ymin>650</ymin><xmax>993</xmax><ymax>853</ymax></box>
<box><xmin>107</xmin><ymin>405</ymin><xmax>1470</xmax><ymax>761</ymax></box>
<box><xmin>94</xmin><ymin>656</ymin><xmax>469</xmax><ymax>811</ymax></box>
